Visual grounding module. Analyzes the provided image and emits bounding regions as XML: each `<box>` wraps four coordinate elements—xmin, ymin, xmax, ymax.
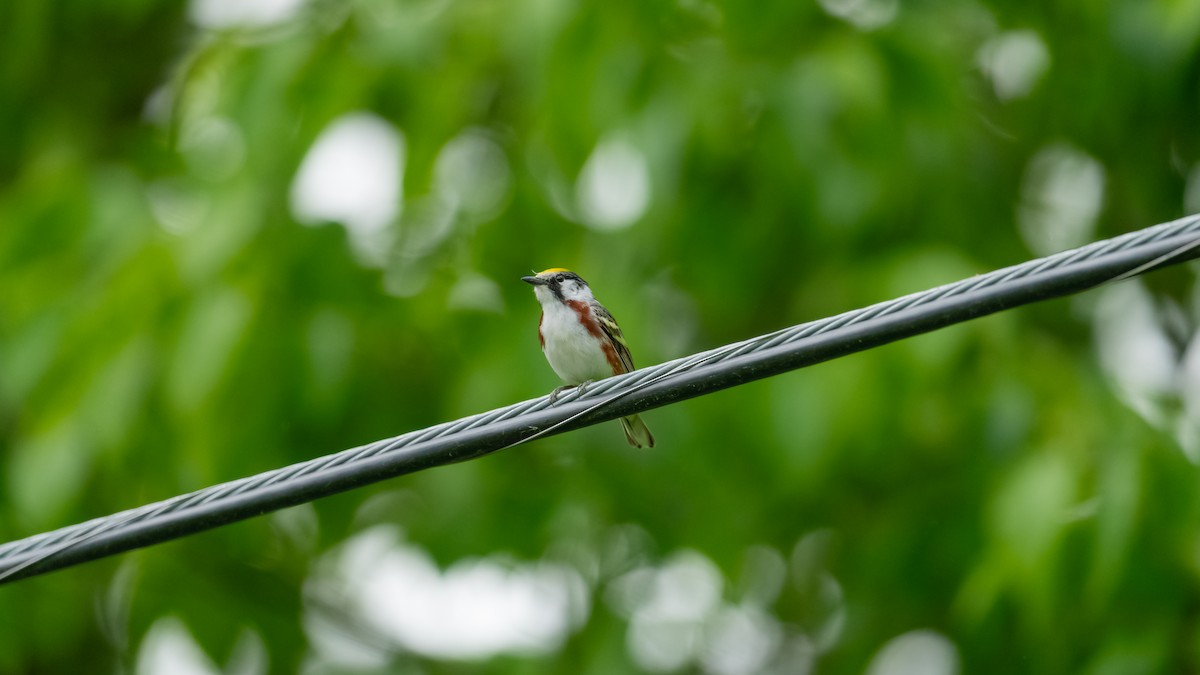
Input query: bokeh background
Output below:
<box><xmin>3</xmin><ymin>0</ymin><xmax>1200</xmax><ymax>673</ymax></box>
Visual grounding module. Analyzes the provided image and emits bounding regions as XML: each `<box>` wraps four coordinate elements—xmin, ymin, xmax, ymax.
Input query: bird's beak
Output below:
<box><xmin>521</xmin><ymin>275</ymin><xmax>546</xmax><ymax>286</ymax></box>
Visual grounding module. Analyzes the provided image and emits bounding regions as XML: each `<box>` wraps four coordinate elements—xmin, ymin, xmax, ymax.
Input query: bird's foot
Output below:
<box><xmin>549</xmin><ymin>385</ymin><xmax>575</xmax><ymax>403</ymax></box>
<box><xmin>548</xmin><ymin>380</ymin><xmax>594</xmax><ymax>403</ymax></box>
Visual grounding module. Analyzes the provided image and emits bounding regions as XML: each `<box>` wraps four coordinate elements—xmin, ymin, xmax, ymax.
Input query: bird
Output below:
<box><xmin>521</xmin><ymin>268</ymin><xmax>655</xmax><ymax>448</ymax></box>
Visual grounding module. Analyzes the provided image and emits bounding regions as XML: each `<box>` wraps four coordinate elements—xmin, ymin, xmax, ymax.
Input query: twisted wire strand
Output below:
<box><xmin>2</xmin><ymin>214</ymin><xmax>1199</xmax><ymax>583</ymax></box>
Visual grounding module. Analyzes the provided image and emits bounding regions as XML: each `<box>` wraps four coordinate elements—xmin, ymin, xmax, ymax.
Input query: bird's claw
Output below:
<box><xmin>548</xmin><ymin>380</ymin><xmax>594</xmax><ymax>404</ymax></box>
<box><xmin>549</xmin><ymin>385</ymin><xmax>575</xmax><ymax>403</ymax></box>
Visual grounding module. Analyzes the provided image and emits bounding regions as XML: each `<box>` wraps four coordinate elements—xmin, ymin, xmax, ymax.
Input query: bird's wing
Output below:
<box><xmin>593</xmin><ymin>304</ymin><xmax>636</xmax><ymax>373</ymax></box>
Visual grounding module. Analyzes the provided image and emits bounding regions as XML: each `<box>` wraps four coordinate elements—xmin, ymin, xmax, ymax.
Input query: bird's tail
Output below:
<box><xmin>620</xmin><ymin>414</ymin><xmax>655</xmax><ymax>449</ymax></box>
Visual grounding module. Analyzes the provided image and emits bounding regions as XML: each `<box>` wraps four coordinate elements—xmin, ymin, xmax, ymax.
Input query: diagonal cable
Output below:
<box><xmin>1</xmin><ymin>214</ymin><xmax>1199</xmax><ymax>584</ymax></box>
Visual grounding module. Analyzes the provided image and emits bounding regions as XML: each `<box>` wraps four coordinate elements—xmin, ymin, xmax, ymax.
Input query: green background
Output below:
<box><xmin>2</xmin><ymin>0</ymin><xmax>1200</xmax><ymax>672</ymax></box>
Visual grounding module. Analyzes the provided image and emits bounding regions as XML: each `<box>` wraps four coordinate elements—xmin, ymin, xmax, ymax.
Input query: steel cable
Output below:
<box><xmin>2</xmin><ymin>214</ymin><xmax>1199</xmax><ymax>583</ymax></box>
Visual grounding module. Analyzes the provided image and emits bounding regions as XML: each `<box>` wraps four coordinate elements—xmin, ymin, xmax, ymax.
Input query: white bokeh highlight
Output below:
<box><xmin>291</xmin><ymin>112</ymin><xmax>405</xmax><ymax>266</ymax></box>
<box><xmin>576</xmin><ymin>135</ymin><xmax>651</xmax><ymax>231</ymax></box>
<box><xmin>607</xmin><ymin>549</ymin><xmax>789</xmax><ymax>674</ymax></box>
<box><xmin>816</xmin><ymin>0</ymin><xmax>898</xmax><ymax>30</ymax></box>
<box><xmin>1018</xmin><ymin>144</ymin><xmax>1105</xmax><ymax>256</ymax></box>
<box><xmin>1093</xmin><ymin>282</ymin><xmax>1178</xmax><ymax>427</ymax></box>
<box><xmin>610</xmin><ymin>551</ymin><xmax>722</xmax><ymax>671</ymax></box>
<box><xmin>434</xmin><ymin>128</ymin><xmax>511</xmax><ymax>219</ymax></box>
<box><xmin>306</xmin><ymin>526</ymin><xmax>588</xmax><ymax>662</ymax></box>
<box><xmin>700</xmin><ymin>605</ymin><xmax>784</xmax><ymax>675</ymax></box>
<box><xmin>147</xmin><ymin>179</ymin><xmax>210</xmax><ymax>236</ymax></box>
<box><xmin>1177</xmin><ymin>327</ymin><xmax>1200</xmax><ymax>462</ymax></box>
<box><xmin>136</xmin><ymin>617</ymin><xmax>220</xmax><ymax>675</ymax></box>
<box><xmin>447</xmin><ymin>272</ymin><xmax>506</xmax><ymax>313</ymax></box>
<box><xmin>977</xmin><ymin>30</ymin><xmax>1051</xmax><ymax>101</ymax></box>
<box><xmin>179</xmin><ymin>116</ymin><xmax>247</xmax><ymax>182</ymax></box>
<box><xmin>189</xmin><ymin>0</ymin><xmax>306</xmax><ymax>29</ymax></box>
<box><xmin>866</xmin><ymin>630</ymin><xmax>960</xmax><ymax>675</ymax></box>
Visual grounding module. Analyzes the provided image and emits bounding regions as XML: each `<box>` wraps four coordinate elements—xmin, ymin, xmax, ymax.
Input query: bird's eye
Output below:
<box><xmin>555</xmin><ymin>274</ymin><xmax>565</xmax><ymax>283</ymax></box>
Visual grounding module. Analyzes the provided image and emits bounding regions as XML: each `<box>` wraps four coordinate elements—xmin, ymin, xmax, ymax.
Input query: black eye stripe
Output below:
<box><xmin>543</xmin><ymin>271</ymin><xmax>586</xmax><ymax>288</ymax></box>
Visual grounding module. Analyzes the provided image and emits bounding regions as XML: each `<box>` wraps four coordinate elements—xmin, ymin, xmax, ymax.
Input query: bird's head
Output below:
<box><xmin>521</xmin><ymin>268</ymin><xmax>593</xmax><ymax>305</ymax></box>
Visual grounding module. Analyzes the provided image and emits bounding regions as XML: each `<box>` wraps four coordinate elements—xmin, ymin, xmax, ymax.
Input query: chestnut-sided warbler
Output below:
<box><xmin>521</xmin><ymin>268</ymin><xmax>655</xmax><ymax>448</ymax></box>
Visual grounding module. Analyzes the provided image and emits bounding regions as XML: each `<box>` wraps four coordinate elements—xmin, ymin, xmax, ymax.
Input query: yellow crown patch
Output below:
<box><xmin>537</xmin><ymin>267</ymin><xmax>572</xmax><ymax>275</ymax></box>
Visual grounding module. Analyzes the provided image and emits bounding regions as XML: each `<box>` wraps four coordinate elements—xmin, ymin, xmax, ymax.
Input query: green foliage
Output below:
<box><xmin>2</xmin><ymin>0</ymin><xmax>1199</xmax><ymax>673</ymax></box>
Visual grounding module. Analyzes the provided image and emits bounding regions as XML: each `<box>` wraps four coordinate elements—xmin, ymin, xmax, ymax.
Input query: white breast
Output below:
<box><xmin>540</xmin><ymin>301</ymin><xmax>614</xmax><ymax>384</ymax></box>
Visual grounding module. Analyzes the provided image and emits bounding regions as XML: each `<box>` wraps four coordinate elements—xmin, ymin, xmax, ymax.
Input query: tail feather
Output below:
<box><xmin>620</xmin><ymin>414</ymin><xmax>655</xmax><ymax>449</ymax></box>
